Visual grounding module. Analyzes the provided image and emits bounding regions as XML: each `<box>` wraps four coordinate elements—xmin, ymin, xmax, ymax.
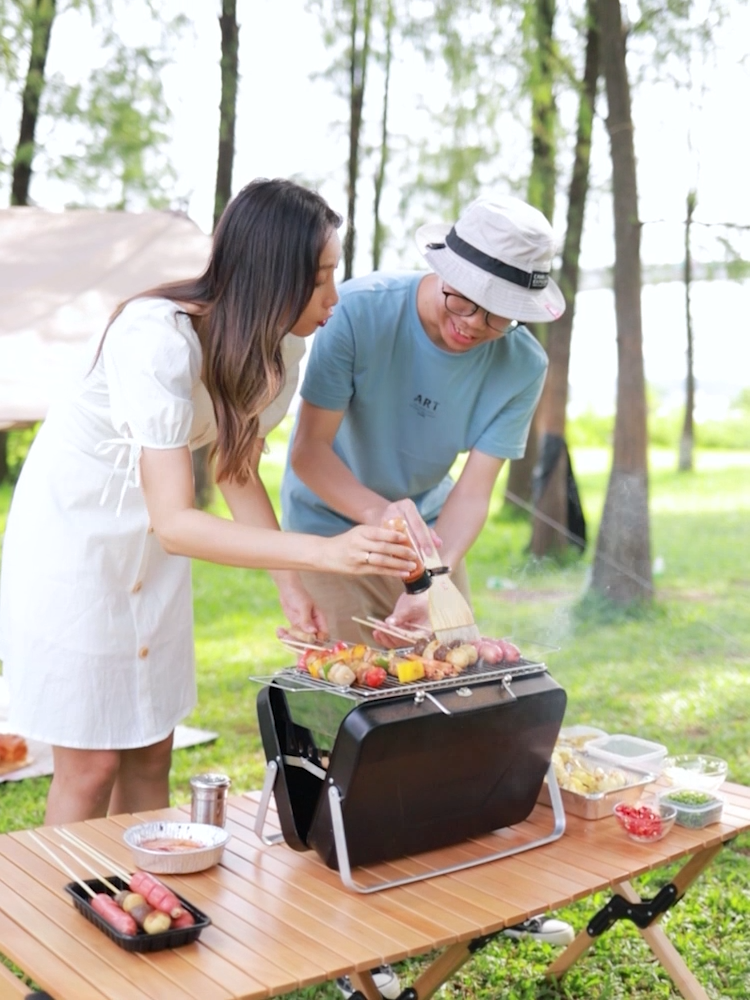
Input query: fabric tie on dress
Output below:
<box><xmin>96</xmin><ymin>436</ymin><xmax>143</xmax><ymax>516</ymax></box>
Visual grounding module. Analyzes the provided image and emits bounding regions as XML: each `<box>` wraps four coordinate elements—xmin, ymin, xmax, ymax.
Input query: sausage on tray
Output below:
<box><xmin>129</xmin><ymin>870</ymin><xmax>184</xmax><ymax>919</ymax></box>
<box><xmin>90</xmin><ymin>893</ymin><xmax>138</xmax><ymax>935</ymax></box>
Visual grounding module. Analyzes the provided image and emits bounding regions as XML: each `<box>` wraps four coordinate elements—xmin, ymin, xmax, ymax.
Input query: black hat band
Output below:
<box><xmin>427</xmin><ymin>227</ymin><xmax>550</xmax><ymax>290</ymax></box>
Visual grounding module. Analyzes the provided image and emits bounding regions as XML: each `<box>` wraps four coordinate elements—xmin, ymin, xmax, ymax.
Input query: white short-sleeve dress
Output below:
<box><xmin>0</xmin><ymin>297</ymin><xmax>305</xmax><ymax>749</ymax></box>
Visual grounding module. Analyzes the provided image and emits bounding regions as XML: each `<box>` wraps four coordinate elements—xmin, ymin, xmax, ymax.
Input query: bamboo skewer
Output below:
<box><xmin>56</xmin><ymin>842</ymin><xmax>121</xmax><ymax>893</ymax></box>
<box><xmin>368</xmin><ymin>617</ymin><xmax>433</xmax><ymax>637</ymax></box>
<box><xmin>351</xmin><ymin>616</ymin><xmax>421</xmax><ymax>644</ymax></box>
<box><xmin>27</xmin><ymin>832</ymin><xmax>98</xmax><ymax>898</ymax></box>
<box><xmin>56</xmin><ymin>828</ymin><xmax>129</xmax><ymax>880</ymax></box>
<box><xmin>278</xmin><ymin>638</ymin><xmax>330</xmax><ymax>653</ymax></box>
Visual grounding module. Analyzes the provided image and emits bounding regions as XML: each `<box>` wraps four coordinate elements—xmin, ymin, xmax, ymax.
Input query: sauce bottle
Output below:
<box><xmin>383</xmin><ymin>516</ymin><xmax>432</xmax><ymax>594</ymax></box>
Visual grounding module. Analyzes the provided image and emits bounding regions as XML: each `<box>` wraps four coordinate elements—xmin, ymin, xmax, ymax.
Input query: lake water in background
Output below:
<box><xmin>568</xmin><ymin>279</ymin><xmax>750</xmax><ymax>418</ymax></box>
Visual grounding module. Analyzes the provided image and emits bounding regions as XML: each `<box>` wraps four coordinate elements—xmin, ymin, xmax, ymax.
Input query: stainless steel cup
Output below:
<box><xmin>190</xmin><ymin>772</ymin><xmax>231</xmax><ymax>827</ymax></box>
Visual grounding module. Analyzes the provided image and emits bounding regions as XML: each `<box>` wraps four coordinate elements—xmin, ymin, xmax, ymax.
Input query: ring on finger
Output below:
<box><xmin>365</xmin><ymin>551</ymin><xmax>371</xmax><ymax>565</ymax></box>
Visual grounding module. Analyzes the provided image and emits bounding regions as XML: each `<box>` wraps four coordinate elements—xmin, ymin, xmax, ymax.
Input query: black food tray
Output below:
<box><xmin>64</xmin><ymin>875</ymin><xmax>211</xmax><ymax>952</ymax></box>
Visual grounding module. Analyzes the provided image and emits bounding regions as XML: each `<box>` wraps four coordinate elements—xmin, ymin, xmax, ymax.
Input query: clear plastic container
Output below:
<box><xmin>586</xmin><ymin>733</ymin><xmax>667</xmax><ymax>772</ymax></box>
<box><xmin>659</xmin><ymin>789</ymin><xmax>724</xmax><ymax>829</ymax></box>
<box><xmin>557</xmin><ymin>725</ymin><xmax>608</xmax><ymax>750</ymax></box>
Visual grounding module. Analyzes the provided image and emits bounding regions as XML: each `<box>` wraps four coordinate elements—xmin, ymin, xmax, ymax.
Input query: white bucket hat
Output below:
<box><xmin>416</xmin><ymin>195</ymin><xmax>566</xmax><ymax>323</ymax></box>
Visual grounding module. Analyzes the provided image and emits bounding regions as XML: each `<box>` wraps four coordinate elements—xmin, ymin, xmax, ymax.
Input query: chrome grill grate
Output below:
<box><xmin>254</xmin><ymin>657</ymin><xmax>548</xmax><ymax>702</ymax></box>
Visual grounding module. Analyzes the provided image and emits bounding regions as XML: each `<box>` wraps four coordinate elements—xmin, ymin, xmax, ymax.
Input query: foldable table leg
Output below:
<box><xmin>545</xmin><ymin>844</ymin><xmax>723</xmax><ymax>1000</ymax></box>
<box><xmin>349</xmin><ymin>970</ymin><xmax>387</xmax><ymax>1000</ymax></box>
<box><xmin>405</xmin><ymin>940</ymin><xmax>476</xmax><ymax>999</ymax></box>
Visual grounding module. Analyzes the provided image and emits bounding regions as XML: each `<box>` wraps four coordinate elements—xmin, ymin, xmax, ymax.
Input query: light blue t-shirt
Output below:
<box><xmin>281</xmin><ymin>271</ymin><xmax>548</xmax><ymax>536</ymax></box>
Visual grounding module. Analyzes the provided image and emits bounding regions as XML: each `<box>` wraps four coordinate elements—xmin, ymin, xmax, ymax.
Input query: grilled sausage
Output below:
<box><xmin>171</xmin><ymin>910</ymin><xmax>196</xmax><ymax>929</ymax></box>
<box><xmin>129</xmin><ymin>871</ymin><xmax>184</xmax><ymax>918</ymax></box>
<box><xmin>498</xmin><ymin>639</ymin><xmax>521</xmax><ymax>663</ymax></box>
<box><xmin>91</xmin><ymin>893</ymin><xmax>138</xmax><ymax>935</ymax></box>
<box><xmin>477</xmin><ymin>639</ymin><xmax>504</xmax><ymax>663</ymax></box>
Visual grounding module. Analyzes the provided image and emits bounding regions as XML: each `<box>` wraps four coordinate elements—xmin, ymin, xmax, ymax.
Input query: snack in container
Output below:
<box><xmin>65</xmin><ymin>875</ymin><xmax>210</xmax><ymax>952</ymax></box>
<box><xmin>538</xmin><ymin>747</ymin><xmax>657</xmax><ymax>820</ymax></box>
<box><xmin>586</xmin><ymin>733</ymin><xmax>667</xmax><ymax>772</ymax></box>
<box><xmin>658</xmin><ymin>788</ymin><xmax>724</xmax><ymax>829</ymax></box>
<box><xmin>613</xmin><ymin>798</ymin><xmax>676</xmax><ymax>843</ymax></box>
<box><xmin>557</xmin><ymin>725</ymin><xmax>608</xmax><ymax>750</ymax></box>
<box><xmin>124</xmin><ymin>821</ymin><xmax>230</xmax><ymax>874</ymax></box>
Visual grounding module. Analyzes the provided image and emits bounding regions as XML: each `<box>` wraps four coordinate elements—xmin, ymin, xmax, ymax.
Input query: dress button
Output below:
<box><xmin>147</xmin><ymin>525</ymin><xmax>155</xmax><ymax>535</ymax></box>
<box><xmin>138</xmin><ymin>646</ymin><xmax>149</xmax><ymax>659</ymax></box>
<box><xmin>132</xmin><ymin>581</ymin><xmax>142</xmax><ymax>593</ymax></box>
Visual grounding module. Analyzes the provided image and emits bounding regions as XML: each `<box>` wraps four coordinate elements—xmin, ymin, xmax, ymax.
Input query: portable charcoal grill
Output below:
<box><xmin>254</xmin><ymin>656</ymin><xmax>567</xmax><ymax>892</ymax></box>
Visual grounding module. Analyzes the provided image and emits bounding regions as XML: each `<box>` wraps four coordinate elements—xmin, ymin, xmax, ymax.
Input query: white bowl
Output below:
<box><xmin>661</xmin><ymin>754</ymin><xmax>728</xmax><ymax>793</ymax></box>
<box><xmin>123</xmin><ymin>821</ymin><xmax>230</xmax><ymax>874</ymax></box>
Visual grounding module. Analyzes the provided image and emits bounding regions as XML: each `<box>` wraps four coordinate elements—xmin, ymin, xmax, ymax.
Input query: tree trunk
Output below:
<box><xmin>213</xmin><ymin>0</ymin><xmax>239</xmax><ymax>231</ymax></box>
<box><xmin>200</xmin><ymin>0</ymin><xmax>239</xmax><ymax>507</ymax></box>
<box><xmin>372</xmin><ymin>0</ymin><xmax>394</xmax><ymax>272</ymax></box>
<box><xmin>504</xmin><ymin>0</ymin><xmax>557</xmax><ymax>515</ymax></box>
<box><xmin>531</xmin><ymin>0</ymin><xmax>599</xmax><ymax>557</ymax></box>
<box><xmin>590</xmin><ymin>0</ymin><xmax>652</xmax><ymax>604</ymax></box>
<box><xmin>343</xmin><ymin>0</ymin><xmax>373</xmax><ymax>280</ymax></box>
<box><xmin>11</xmin><ymin>0</ymin><xmax>56</xmax><ymax>205</ymax></box>
<box><xmin>678</xmin><ymin>189</ymin><xmax>696</xmax><ymax>472</ymax></box>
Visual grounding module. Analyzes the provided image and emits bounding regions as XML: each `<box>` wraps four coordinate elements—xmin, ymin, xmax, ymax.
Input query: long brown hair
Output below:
<box><xmin>98</xmin><ymin>178</ymin><xmax>341</xmax><ymax>484</ymax></box>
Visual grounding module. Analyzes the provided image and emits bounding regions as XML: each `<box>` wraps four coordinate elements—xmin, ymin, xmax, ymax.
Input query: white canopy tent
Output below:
<box><xmin>0</xmin><ymin>207</ymin><xmax>212</xmax><ymax>429</ymax></box>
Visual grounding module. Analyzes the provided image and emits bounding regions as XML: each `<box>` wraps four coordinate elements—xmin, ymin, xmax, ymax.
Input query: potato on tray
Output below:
<box><xmin>552</xmin><ymin>745</ymin><xmax>630</xmax><ymax>795</ymax></box>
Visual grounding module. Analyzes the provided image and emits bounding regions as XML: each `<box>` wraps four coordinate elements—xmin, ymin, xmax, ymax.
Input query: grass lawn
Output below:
<box><xmin>1</xmin><ymin>429</ymin><xmax>749</xmax><ymax>998</ymax></box>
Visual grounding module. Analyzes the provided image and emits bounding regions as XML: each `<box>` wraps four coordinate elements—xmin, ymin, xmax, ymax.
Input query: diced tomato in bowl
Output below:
<box><xmin>613</xmin><ymin>799</ymin><xmax>677</xmax><ymax>843</ymax></box>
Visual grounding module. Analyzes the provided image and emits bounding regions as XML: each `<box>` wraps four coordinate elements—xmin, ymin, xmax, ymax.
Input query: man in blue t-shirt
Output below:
<box><xmin>281</xmin><ymin>195</ymin><xmax>576</xmax><ymax>996</ymax></box>
<box><xmin>281</xmin><ymin>194</ymin><xmax>566</xmax><ymax>646</ymax></box>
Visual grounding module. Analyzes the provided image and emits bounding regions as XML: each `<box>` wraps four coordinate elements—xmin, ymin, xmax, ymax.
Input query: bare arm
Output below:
<box><xmin>291</xmin><ymin>402</ymin><xmax>386</xmax><ymax>523</ymax></box>
<box><xmin>218</xmin><ymin>440</ymin><xmax>327</xmax><ymax>633</ymax></box>
<box><xmin>290</xmin><ymin>401</ymin><xmax>436</xmax><ymax>551</ymax></box>
<box><xmin>139</xmin><ymin>445</ymin><xmax>416</xmax><ymax>577</ymax></box>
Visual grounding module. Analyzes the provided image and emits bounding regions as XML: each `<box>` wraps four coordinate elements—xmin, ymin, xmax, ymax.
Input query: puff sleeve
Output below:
<box><xmin>98</xmin><ymin>299</ymin><xmax>203</xmax><ymax>513</ymax></box>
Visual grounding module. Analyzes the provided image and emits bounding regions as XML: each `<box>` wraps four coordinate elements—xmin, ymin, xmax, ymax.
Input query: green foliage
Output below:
<box><xmin>2</xmin><ymin>424</ymin><xmax>39</xmax><ymax>483</ymax></box>
<box><xmin>567</xmin><ymin>409</ymin><xmax>614</xmax><ymax>447</ymax></box>
<box><xmin>566</xmin><ymin>399</ymin><xmax>750</xmax><ymax>451</ymax></box>
<box><xmin>43</xmin><ymin>28</ymin><xmax>177</xmax><ymax>210</ymax></box>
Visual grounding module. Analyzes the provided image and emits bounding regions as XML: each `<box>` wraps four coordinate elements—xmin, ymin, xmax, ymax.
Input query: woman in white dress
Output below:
<box><xmin>0</xmin><ymin>178</ymin><xmax>416</xmax><ymax>824</ymax></box>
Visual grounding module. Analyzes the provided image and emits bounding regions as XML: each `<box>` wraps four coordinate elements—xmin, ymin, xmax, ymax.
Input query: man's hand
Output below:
<box><xmin>372</xmin><ymin>592</ymin><xmax>432</xmax><ymax>648</ymax></box>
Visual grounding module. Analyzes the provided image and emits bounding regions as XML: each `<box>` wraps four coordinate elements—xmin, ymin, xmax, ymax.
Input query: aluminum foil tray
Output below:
<box><xmin>537</xmin><ymin>760</ymin><xmax>657</xmax><ymax>820</ymax></box>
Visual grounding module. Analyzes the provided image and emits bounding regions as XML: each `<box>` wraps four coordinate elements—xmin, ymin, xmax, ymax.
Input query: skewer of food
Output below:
<box><xmin>55</xmin><ymin>829</ymin><xmax>194</xmax><ymax>927</ymax></box>
<box><xmin>278</xmin><ymin>627</ymin><xmax>526</xmax><ymax>689</ymax></box>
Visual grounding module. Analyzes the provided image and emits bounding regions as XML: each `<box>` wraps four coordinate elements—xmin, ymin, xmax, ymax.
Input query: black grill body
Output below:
<box><xmin>257</xmin><ymin>665</ymin><xmax>566</xmax><ymax>871</ymax></box>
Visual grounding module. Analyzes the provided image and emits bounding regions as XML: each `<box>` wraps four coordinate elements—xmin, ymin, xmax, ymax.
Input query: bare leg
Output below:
<box><xmin>108</xmin><ymin>732</ymin><xmax>174</xmax><ymax>816</ymax></box>
<box><xmin>45</xmin><ymin>747</ymin><xmax>121</xmax><ymax>824</ymax></box>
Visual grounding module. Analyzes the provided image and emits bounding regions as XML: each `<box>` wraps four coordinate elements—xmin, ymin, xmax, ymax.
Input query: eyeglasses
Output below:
<box><xmin>441</xmin><ymin>286</ymin><xmax>509</xmax><ymax>333</ymax></box>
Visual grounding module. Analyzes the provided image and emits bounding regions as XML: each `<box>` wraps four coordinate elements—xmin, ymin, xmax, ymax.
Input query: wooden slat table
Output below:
<box><xmin>1</xmin><ymin>783</ymin><xmax>749</xmax><ymax>1000</ymax></box>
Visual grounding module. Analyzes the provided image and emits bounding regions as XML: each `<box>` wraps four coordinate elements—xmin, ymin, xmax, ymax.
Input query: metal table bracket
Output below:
<box><xmin>587</xmin><ymin>883</ymin><xmax>680</xmax><ymax>935</ymax></box>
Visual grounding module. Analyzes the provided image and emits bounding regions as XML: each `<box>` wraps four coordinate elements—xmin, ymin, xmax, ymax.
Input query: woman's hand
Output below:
<box><xmin>372</xmin><ymin>592</ymin><xmax>432</xmax><ymax>648</ymax></box>
<box><xmin>319</xmin><ymin>524</ymin><xmax>418</xmax><ymax>577</ymax></box>
<box><xmin>276</xmin><ymin>578</ymin><xmax>330</xmax><ymax>640</ymax></box>
<box><xmin>381</xmin><ymin>499</ymin><xmax>441</xmax><ymax>563</ymax></box>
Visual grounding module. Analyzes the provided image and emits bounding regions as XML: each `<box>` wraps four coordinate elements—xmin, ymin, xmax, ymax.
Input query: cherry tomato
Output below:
<box><xmin>614</xmin><ymin>802</ymin><xmax>664</xmax><ymax>840</ymax></box>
